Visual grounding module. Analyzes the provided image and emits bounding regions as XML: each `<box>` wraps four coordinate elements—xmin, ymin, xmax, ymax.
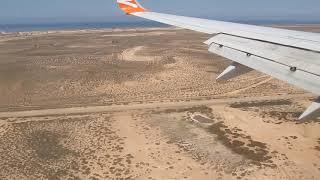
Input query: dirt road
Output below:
<box><xmin>0</xmin><ymin>94</ymin><xmax>312</xmax><ymax>118</ymax></box>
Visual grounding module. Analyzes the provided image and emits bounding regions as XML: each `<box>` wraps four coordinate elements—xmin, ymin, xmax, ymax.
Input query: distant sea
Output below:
<box><xmin>1</xmin><ymin>20</ymin><xmax>319</xmax><ymax>33</ymax></box>
<box><xmin>0</xmin><ymin>21</ymin><xmax>169</xmax><ymax>33</ymax></box>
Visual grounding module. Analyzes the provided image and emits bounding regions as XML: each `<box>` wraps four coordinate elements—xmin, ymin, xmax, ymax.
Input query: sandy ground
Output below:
<box><xmin>0</xmin><ymin>26</ymin><xmax>320</xmax><ymax>180</ymax></box>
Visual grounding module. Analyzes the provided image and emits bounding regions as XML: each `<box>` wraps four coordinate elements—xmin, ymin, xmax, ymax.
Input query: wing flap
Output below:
<box><xmin>205</xmin><ymin>34</ymin><xmax>320</xmax><ymax>77</ymax></box>
<box><xmin>208</xmin><ymin>42</ymin><xmax>320</xmax><ymax>95</ymax></box>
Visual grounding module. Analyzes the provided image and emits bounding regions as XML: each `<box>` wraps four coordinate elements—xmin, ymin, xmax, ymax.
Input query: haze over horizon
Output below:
<box><xmin>1</xmin><ymin>0</ymin><xmax>320</xmax><ymax>24</ymax></box>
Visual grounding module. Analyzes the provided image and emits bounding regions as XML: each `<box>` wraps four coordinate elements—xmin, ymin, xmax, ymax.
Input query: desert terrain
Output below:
<box><xmin>0</xmin><ymin>25</ymin><xmax>319</xmax><ymax>180</ymax></box>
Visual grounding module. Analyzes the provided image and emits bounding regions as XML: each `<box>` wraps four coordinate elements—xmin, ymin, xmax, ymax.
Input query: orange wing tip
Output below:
<box><xmin>117</xmin><ymin>0</ymin><xmax>147</xmax><ymax>14</ymax></box>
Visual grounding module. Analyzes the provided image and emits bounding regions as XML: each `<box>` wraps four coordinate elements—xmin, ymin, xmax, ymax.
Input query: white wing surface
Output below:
<box><xmin>116</xmin><ymin>0</ymin><xmax>320</xmax><ymax>120</ymax></box>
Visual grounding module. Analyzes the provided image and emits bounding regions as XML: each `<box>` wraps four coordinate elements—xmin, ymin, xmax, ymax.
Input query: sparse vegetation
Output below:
<box><xmin>0</xmin><ymin>27</ymin><xmax>318</xmax><ymax>179</ymax></box>
<box><xmin>208</xmin><ymin>121</ymin><xmax>273</xmax><ymax>166</ymax></box>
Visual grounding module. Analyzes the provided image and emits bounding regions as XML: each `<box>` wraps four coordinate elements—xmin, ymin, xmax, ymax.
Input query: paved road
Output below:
<box><xmin>0</xmin><ymin>94</ymin><xmax>312</xmax><ymax>118</ymax></box>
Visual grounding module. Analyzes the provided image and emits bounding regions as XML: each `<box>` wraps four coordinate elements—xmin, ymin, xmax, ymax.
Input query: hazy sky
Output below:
<box><xmin>1</xmin><ymin>0</ymin><xmax>320</xmax><ymax>24</ymax></box>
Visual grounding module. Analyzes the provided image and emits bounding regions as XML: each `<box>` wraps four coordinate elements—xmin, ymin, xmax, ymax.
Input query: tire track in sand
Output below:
<box><xmin>122</xmin><ymin>46</ymin><xmax>160</xmax><ymax>62</ymax></box>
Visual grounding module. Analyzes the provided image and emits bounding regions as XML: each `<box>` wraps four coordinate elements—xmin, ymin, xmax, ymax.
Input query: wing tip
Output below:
<box><xmin>117</xmin><ymin>0</ymin><xmax>147</xmax><ymax>14</ymax></box>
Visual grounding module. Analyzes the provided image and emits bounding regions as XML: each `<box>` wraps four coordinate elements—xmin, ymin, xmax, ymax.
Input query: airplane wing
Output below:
<box><xmin>116</xmin><ymin>0</ymin><xmax>320</xmax><ymax>121</ymax></box>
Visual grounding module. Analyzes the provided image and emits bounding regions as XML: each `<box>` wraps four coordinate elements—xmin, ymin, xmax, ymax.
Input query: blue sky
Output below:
<box><xmin>0</xmin><ymin>0</ymin><xmax>320</xmax><ymax>24</ymax></box>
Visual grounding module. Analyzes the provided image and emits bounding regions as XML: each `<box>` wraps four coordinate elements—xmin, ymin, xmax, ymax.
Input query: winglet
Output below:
<box><xmin>117</xmin><ymin>0</ymin><xmax>147</xmax><ymax>14</ymax></box>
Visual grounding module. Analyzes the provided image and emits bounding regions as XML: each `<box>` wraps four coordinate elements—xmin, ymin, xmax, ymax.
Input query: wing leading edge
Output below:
<box><xmin>116</xmin><ymin>0</ymin><xmax>320</xmax><ymax>120</ymax></box>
